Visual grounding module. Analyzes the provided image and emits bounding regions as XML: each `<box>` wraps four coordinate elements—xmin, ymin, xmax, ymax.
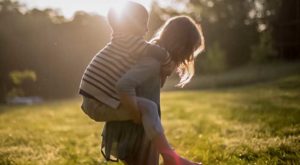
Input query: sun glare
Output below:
<box><xmin>110</xmin><ymin>1</ymin><xmax>128</xmax><ymax>19</ymax></box>
<box><xmin>18</xmin><ymin>0</ymin><xmax>151</xmax><ymax>19</ymax></box>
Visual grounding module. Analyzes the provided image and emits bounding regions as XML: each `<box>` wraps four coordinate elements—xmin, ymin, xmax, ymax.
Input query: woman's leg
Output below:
<box><xmin>82</xmin><ymin>96</ymin><xmax>201</xmax><ymax>165</ymax></box>
<box><xmin>81</xmin><ymin>96</ymin><xmax>163</xmax><ymax>139</ymax></box>
<box><xmin>136</xmin><ymin>98</ymin><xmax>202</xmax><ymax>165</ymax></box>
<box><xmin>135</xmin><ymin>97</ymin><xmax>164</xmax><ymax>139</ymax></box>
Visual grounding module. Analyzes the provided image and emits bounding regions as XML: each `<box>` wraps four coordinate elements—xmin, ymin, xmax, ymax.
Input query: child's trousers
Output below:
<box><xmin>81</xmin><ymin>96</ymin><xmax>164</xmax><ymax>140</ymax></box>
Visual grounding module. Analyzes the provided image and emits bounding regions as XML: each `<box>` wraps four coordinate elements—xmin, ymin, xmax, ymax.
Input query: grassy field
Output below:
<box><xmin>0</xmin><ymin>74</ymin><xmax>300</xmax><ymax>165</ymax></box>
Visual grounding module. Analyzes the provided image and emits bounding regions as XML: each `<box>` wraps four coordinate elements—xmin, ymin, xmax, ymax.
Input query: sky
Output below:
<box><xmin>17</xmin><ymin>0</ymin><xmax>153</xmax><ymax>18</ymax></box>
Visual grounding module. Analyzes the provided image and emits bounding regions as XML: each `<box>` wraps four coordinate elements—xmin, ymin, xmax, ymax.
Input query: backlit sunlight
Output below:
<box><xmin>18</xmin><ymin>0</ymin><xmax>152</xmax><ymax>18</ymax></box>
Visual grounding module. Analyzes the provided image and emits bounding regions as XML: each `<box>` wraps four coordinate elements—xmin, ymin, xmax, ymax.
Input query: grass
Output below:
<box><xmin>0</xmin><ymin>73</ymin><xmax>300</xmax><ymax>164</ymax></box>
<box><xmin>163</xmin><ymin>61</ymin><xmax>300</xmax><ymax>90</ymax></box>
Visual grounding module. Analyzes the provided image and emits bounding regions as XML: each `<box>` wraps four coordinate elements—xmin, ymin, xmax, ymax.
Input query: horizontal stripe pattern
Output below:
<box><xmin>79</xmin><ymin>33</ymin><xmax>172</xmax><ymax>109</ymax></box>
<box><xmin>80</xmin><ymin>33</ymin><xmax>150</xmax><ymax>108</ymax></box>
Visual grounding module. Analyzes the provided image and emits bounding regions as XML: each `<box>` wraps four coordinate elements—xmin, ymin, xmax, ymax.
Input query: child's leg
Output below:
<box><xmin>82</xmin><ymin>96</ymin><xmax>201</xmax><ymax>164</ymax></box>
<box><xmin>81</xmin><ymin>96</ymin><xmax>133</xmax><ymax>121</ymax></box>
<box><xmin>81</xmin><ymin>96</ymin><xmax>163</xmax><ymax>139</ymax></box>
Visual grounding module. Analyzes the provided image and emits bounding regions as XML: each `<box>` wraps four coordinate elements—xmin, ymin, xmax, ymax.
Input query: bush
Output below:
<box><xmin>250</xmin><ymin>30</ymin><xmax>277</xmax><ymax>63</ymax></box>
<box><xmin>197</xmin><ymin>42</ymin><xmax>227</xmax><ymax>74</ymax></box>
<box><xmin>7</xmin><ymin>70</ymin><xmax>37</xmax><ymax>98</ymax></box>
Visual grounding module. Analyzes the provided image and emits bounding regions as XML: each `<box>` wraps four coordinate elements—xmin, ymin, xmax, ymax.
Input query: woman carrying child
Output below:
<box><xmin>79</xmin><ymin>1</ymin><xmax>204</xmax><ymax>164</ymax></box>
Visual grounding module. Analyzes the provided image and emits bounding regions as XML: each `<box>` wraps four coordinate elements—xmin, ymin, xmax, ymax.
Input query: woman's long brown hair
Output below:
<box><xmin>151</xmin><ymin>16</ymin><xmax>205</xmax><ymax>87</ymax></box>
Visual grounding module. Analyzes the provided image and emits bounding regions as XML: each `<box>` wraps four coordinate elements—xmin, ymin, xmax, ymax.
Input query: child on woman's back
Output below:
<box><xmin>79</xmin><ymin>1</ymin><xmax>202</xmax><ymax>165</ymax></box>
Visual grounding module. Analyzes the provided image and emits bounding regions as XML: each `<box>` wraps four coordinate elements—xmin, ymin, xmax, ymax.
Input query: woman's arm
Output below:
<box><xmin>116</xmin><ymin>54</ymin><xmax>162</xmax><ymax>123</ymax></box>
<box><xmin>160</xmin><ymin>61</ymin><xmax>176</xmax><ymax>88</ymax></box>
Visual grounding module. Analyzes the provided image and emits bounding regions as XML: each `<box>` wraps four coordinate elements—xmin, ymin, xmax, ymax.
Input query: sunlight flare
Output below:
<box><xmin>18</xmin><ymin>0</ymin><xmax>151</xmax><ymax>18</ymax></box>
<box><xmin>110</xmin><ymin>0</ymin><xmax>129</xmax><ymax>20</ymax></box>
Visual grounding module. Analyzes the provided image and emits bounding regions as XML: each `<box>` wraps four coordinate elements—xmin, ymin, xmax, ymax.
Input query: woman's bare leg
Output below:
<box><xmin>152</xmin><ymin>133</ymin><xmax>202</xmax><ymax>165</ymax></box>
<box><xmin>82</xmin><ymin>96</ymin><xmax>201</xmax><ymax>164</ymax></box>
<box><xmin>137</xmin><ymin>98</ymin><xmax>202</xmax><ymax>165</ymax></box>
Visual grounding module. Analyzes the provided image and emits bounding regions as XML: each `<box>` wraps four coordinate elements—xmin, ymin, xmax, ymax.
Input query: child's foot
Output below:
<box><xmin>162</xmin><ymin>151</ymin><xmax>202</xmax><ymax>165</ymax></box>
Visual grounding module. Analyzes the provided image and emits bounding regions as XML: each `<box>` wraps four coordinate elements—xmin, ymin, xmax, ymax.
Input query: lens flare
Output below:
<box><xmin>110</xmin><ymin>1</ymin><xmax>129</xmax><ymax>20</ymax></box>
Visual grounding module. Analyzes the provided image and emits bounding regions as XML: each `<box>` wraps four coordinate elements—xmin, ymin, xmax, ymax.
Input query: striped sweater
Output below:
<box><xmin>79</xmin><ymin>33</ymin><xmax>171</xmax><ymax>109</ymax></box>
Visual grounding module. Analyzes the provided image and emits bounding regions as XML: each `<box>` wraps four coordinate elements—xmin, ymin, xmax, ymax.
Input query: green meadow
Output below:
<box><xmin>0</xmin><ymin>73</ymin><xmax>300</xmax><ymax>165</ymax></box>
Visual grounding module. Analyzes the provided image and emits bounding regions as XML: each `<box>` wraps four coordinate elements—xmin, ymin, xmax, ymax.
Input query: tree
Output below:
<box><xmin>154</xmin><ymin>0</ymin><xmax>260</xmax><ymax>71</ymax></box>
<box><xmin>0</xmin><ymin>0</ymin><xmax>111</xmax><ymax>103</ymax></box>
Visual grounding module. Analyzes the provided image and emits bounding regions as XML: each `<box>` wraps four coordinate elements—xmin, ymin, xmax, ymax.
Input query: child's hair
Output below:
<box><xmin>152</xmin><ymin>16</ymin><xmax>205</xmax><ymax>87</ymax></box>
<box><xmin>107</xmin><ymin>1</ymin><xmax>149</xmax><ymax>34</ymax></box>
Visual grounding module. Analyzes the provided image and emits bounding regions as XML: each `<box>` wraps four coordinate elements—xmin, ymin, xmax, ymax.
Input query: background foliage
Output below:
<box><xmin>0</xmin><ymin>0</ymin><xmax>299</xmax><ymax>102</ymax></box>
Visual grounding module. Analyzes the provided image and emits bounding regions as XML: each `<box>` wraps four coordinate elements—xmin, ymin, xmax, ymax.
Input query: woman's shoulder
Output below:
<box><xmin>145</xmin><ymin>43</ymin><xmax>169</xmax><ymax>62</ymax></box>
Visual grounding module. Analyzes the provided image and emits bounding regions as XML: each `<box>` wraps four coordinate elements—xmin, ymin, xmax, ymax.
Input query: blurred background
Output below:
<box><xmin>1</xmin><ymin>1</ymin><xmax>300</xmax><ymax>164</ymax></box>
<box><xmin>0</xmin><ymin>0</ymin><xmax>299</xmax><ymax>103</ymax></box>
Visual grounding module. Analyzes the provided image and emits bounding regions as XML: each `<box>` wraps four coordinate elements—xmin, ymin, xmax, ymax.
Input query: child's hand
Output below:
<box><xmin>131</xmin><ymin>110</ymin><xmax>142</xmax><ymax>124</ymax></box>
<box><xmin>118</xmin><ymin>93</ymin><xmax>142</xmax><ymax>124</ymax></box>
